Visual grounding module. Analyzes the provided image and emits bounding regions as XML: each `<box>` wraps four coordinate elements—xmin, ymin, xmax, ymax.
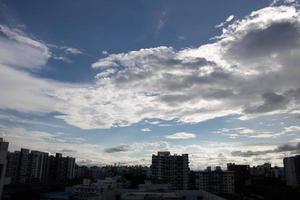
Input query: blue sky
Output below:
<box><xmin>1</xmin><ymin>0</ymin><xmax>300</xmax><ymax>169</ymax></box>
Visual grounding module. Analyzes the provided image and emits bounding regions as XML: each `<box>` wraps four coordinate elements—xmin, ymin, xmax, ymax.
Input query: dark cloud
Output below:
<box><xmin>104</xmin><ymin>144</ymin><xmax>131</xmax><ymax>153</ymax></box>
<box><xmin>226</xmin><ymin>21</ymin><xmax>300</xmax><ymax>62</ymax></box>
<box><xmin>231</xmin><ymin>142</ymin><xmax>300</xmax><ymax>157</ymax></box>
<box><xmin>244</xmin><ymin>92</ymin><xmax>289</xmax><ymax>113</ymax></box>
<box><xmin>61</xmin><ymin>149</ymin><xmax>77</xmax><ymax>153</ymax></box>
<box><xmin>285</xmin><ymin>88</ymin><xmax>300</xmax><ymax>102</ymax></box>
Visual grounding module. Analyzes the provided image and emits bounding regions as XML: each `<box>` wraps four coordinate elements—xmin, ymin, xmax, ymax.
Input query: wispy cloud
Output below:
<box><xmin>214</xmin><ymin>125</ymin><xmax>300</xmax><ymax>139</ymax></box>
<box><xmin>104</xmin><ymin>144</ymin><xmax>131</xmax><ymax>153</ymax></box>
<box><xmin>232</xmin><ymin>142</ymin><xmax>300</xmax><ymax>157</ymax></box>
<box><xmin>141</xmin><ymin>128</ymin><xmax>151</xmax><ymax>132</ymax></box>
<box><xmin>155</xmin><ymin>10</ymin><xmax>169</xmax><ymax>36</ymax></box>
<box><xmin>65</xmin><ymin>47</ymin><xmax>83</xmax><ymax>55</ymax></box>
<box><xmin>165</xmin><ymin>132</ymin><xmax>196</xmax><ymax>140</ymax></box>
<box><xmin>215</xmin><ymin>15</ymin><xmax>235</xmax><ymax>28</ymax></box>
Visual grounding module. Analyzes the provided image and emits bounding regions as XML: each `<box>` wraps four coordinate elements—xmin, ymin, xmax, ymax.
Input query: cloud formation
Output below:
<box><xmin>141</xmin><ymin>128</ymin><xmax>151</xmax><ymax>132</ymax></box>
<box><xmin>214</xmin><ymin>125</ymin><xmax>300</xmax><ymax>139</ymax></box>
<box><xmin>165</xmin><ymin>132</ymin><xmax>196</xmax><ymax>139</ymax></box>
<box><xmin>232</xmin><ymin>142</ymin><xmax>300</xmax><ymax>157</ymax></box>
<box><xmin>104</xmin><ymin>144</ymin><xmax>131</xmax><ymax>153</ymax></box>
<box><xmin>1</xmin><ymin>5</ymin><xmax>300</xmax><ymax>130</ymax></box>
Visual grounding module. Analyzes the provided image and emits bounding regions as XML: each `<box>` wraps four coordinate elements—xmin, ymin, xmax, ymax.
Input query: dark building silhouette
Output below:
<box><xmin>6</xmin><ymin>149</ymin><xmax>75</xmax><ymax>185</ymax></box>
<box><xmin>151</xmin><ymin>151</ymin><xmax>189</xmax><ymax>190</ymax></box>
<box><xmin>284</xmin><ymin>155</ymin><xmax>300</xmax><ymax>187</ymax></box>
<box><xmin>195</xmin><ymin>167</ymin><xmax>235</xmax><ymax>194</ymax></box>
<box><xmin>0</xmin><ymin>138</ymin><xmax>9</xmax><ymax>198</ymax></box>
<box><xmin>6</xmin><ymin>148</ymin><xmax>30</xmax><ymax>184</ymax></box>
<box><xmin>227</xmin><ymin>163</ymin><xmax>250</xmax><ymax>192</ymax></box>
<box><xmin>47</xmin><ymin>153</ymin><xmax>75</xmax><ymax>184</ymax></box>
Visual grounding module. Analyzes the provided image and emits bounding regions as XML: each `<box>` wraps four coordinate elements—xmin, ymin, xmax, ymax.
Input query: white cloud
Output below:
<box><xmin>165</xmin><ymin>132</ymin><xmax>196</xmax><ymax>140</ymax></box>
<box><xmin>0</xmin><ymin>124</ymin><xmax>294</xmax><ymax>168</ymax></box>
<box><xmin>65</xmin><ymin>47</ymin><xmax>83</xmax><ymax>55</ymax></box>
<box><xmin>0</xmin><ymin>113</ymin><xmax>62</xmax><ymax>128</ymax></box>
<box><xmin>215</xmin><ymin>15</ymin><xmax>235</xmax><ymax>28</ymax></box>
<box><xmin>214</xmin><ymin>125</ymin><xmax>300</xmax><ymax>139</ymax></box>
<box><xmin>141</xmin><ymin>128</ymin><xmax>151</xmax><ymax>132</ymax></box>
<box><xmin>271</xmin><ymin>0</ymin><xmax>297</xmax><ymax>6</ymax></box>
<box><xmin>0</xmin><ymin>35</ymin><xmax>50</xmax><ymax>69</ymax></box>
<box><xmin>2</xmin><ymin>6</ymin><xmax>300</xmax><ymax>131</ymax></box>
<box><xmin>0</xmin><ymin>25</ymin><xmax>50</xmax><ymax>60</ymax></box>
<box><xmin>284</xmin><ymin>125</ymin><xmax>300</xmax><ymax>132</ymax></box>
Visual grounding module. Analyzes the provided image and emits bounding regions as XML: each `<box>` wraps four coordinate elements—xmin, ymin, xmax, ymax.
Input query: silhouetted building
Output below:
<box><xmin>48</xmin><ymin>153</ymin><xmax>75</xmax><ymax>184</ymax></box>
<box><xmin>227</xmin><ymin>163</ymin><xmax>250</xmax><ymax>192</ymax></box>
<box><xmin>28</xmin><ymin>151</ymin><xmax>49</xmax><ymax>184</ymax></box>
<box><xmin>284</xmin><ymin>155</ymin><xmax>300</xmax><ymax>187</ymax></box>
<box><xmin>6</xmin><ymin>149</ymin><xmax>75</xmax><ymax>185</ymax></box>
<box><xmin>195</xmin><ymin>167</ymin><xmax>234</xmax><ymax>194</ymax></box>
<box><xmin>0</xmin><ymin>138</ymin><xmax>9</xmax><ymax>198</ymax></box>
<box><xmin>250</xmin><ymin>163</ymin><xmax>284</xmax><ymax>180</ymax></box>
<box><xmin>151</xmin><ymin>152</ymin><xmax>189</xmax><ymax>190</ymax></box>
<box><xmin>6</xmin><ymin>148</ymin><xmax>30</xmax><ymax>184</ymax></box>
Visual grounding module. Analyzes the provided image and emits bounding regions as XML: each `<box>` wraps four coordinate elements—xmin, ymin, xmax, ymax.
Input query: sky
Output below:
<box><xmin>0</xmin><ymin>0</ymin><xmax>300</xmax><ymax>169</ymax></box>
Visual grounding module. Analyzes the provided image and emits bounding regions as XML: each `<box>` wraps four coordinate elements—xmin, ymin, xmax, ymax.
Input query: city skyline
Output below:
<box><xmin>0</xmin><ymin>138</ymin><xmax>290</xmax><ymax>170</ymax></box>
<box><xmin>1</xmin><ymin>0</ymin><xmax>300</xmax><ymax>170</ymax></box>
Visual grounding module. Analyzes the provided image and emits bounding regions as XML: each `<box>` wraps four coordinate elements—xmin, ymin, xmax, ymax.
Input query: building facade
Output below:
<box><xmin>195</xmin><ymin>167</ymin><xmax>235</xmax><ymax>194</ymax></box>
<box><xmin>284</xmin><ymin>155</ymin><xmax>300</xmax><ymax>187</ymax></box>
<box><xmin>151</xmin><ymin>152</ymin><xmax>189</xmax><ymax>190</ymax></box>
<box><xmin>6</xmin><ymin>149</ymin><xmax>75</xmax><ymax>185</ymax></box>
<box><xmin>0</xmin><ymin>138</ymin><xmax>9</xmax><ymax>198</ymax></box>
<box><xmin>227</xmin><ymin>163</ymin><xmax>249</xmax><ymax>192</ymax></box>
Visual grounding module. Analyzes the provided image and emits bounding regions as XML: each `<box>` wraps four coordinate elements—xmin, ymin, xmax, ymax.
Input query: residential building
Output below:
<box><xmin>6</xmin><ymin>148</ymin><xmax>30</xmax><ymax>184</ymax></box>
<box><xmin>48</xmin><ymin>153</ymin><xmax>76</xmax><ymax>184</ymax></box>
<box><xmin>0</xmin><ymin>138</ymin><xmax>9</xmax><ymax>198</ymax></box>
<box><xmin>151</xmin><ymin>151</ymin><xmax>189</xmax><ymax>190</ymax></box>
<box><xmin>6</xmin><ymin>148</ymin><xmax>75</xmax><ymax>185</ymax></box>
<box><xmin>195</xmin><ymin>167</ymin><xmax>235</xmax><ymax>194</ymax></box>
<box><xmin>227</xmin><ymin>163</ymin><xmax>250</xmax><ymax>192</ymax></box>
<box><xmin>28</xmin><ymin>151</ymin><xmax>49</xmax><ymax>184</ymax></box>
<box><xmin>283</xmin><ymin>155</ymin><xmax>300</xmax><ymax>187</ymax></box>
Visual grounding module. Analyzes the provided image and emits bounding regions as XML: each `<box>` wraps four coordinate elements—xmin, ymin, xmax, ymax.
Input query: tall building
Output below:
<box><xmin>6</xmin><ymin>148</ymin><xmax>30</xmax><ymax>184</ymax></box>
<box><xmin>151</xmin><ymin>151</ymin><xmax>189</xmax><ymax>190</ymax></box>
<box><xmin>227</xmin><ymin>163</ymin><xmax>249</xmax><ymax>192</ymax></box>
<box><xmin>28</xmin><ymin>151</ymin><xmax>49</xmax><ymax>184</ymax></box>
<box><xmin>48</xmin><ymin>153</ymin><xmax>76</xmax><ymax>184</ymax></box>
<box><xmin>6</xmin><ymin>151</ymin><xmax>20</xmax><ymax>184</ymax></box>
<box><xmin>0</xmin><ymin>138</ymin><xmax>9</xmax><ymax>198</ymax></box>
<box><xmin>6</xmin><ymin>148</ymin><xmax>75</xmax><ymax>185</ymax></box>
<box><xmin>195</xmin><ymin>167</ymin><xmax>235</xmax><ymax>194</ymax></box>
<box><xmin>283</xmin><ymin>155</ymin><xmax>300</xmax><ymax>187</ymax></box>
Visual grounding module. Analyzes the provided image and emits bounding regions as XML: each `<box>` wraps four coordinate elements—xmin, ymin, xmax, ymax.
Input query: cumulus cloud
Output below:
<box><xmin>63</xmin><ymin>5</ymin><xmax>299</xmax><ymax>129</ymax></box>
<box><xmin>2</xmin><ymin>5</ymin><xmax>300</xmax><ymax>131</ymax></box>
<box><xmin>165</xmin><ymin>132</ymin><xmax>196</xmax><ymax>139</ymax></box>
